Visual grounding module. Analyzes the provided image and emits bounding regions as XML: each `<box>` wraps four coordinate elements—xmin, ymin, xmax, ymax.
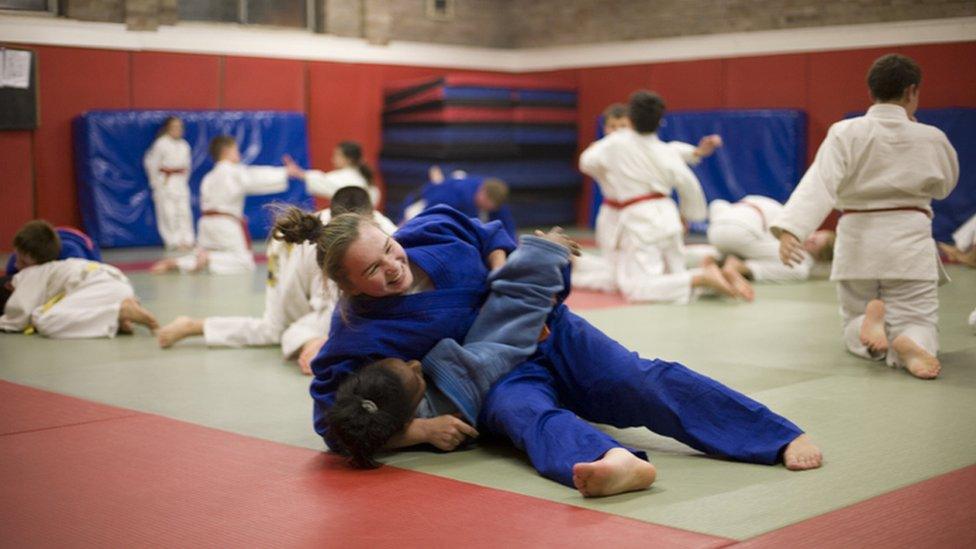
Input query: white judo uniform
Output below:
<box><xmin>577</xmin><ymin>129</ymin><xmax>707</xmax><ymax>304</ymax></box>
<box><xmin>202</xmin><ymin>210</ymin><xmax>398</xmax><ymax>357</ymax></box>
<box><xmin>176</xmin><ymin>160</ymin><xmax>289</xmax><ymax>275</ymax></box>
<box><xmin>304</xmin><ymin>167</ymin><xmax>380</xmax><ymax>205</ymax></box>
<box><xmin>771</xmin><ymin>104</ymin><xmax>959</xmax><ymax>368</ymax></box>
<box><xmin>708</xmin><ymin>195</ymin><xmax>813</xmax><ymax>282</ymax></box>
<box><xmin>144</xmin><ymin>135</ymin><xmax>195</xmax><ymax>250</ymax></box>
<box><xmin>0</xmin><ymin>259</ymin><xmax>134</xmax><ymax>338</ymax></box>
<box><xmin>951</xmin><ymin>212</ymin><xmax>976</xmax><ymax>252</ymax></box>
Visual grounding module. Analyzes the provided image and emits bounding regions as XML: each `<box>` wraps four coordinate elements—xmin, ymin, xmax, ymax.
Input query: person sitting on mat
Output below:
<box><xmin>400</xmin><ymin>166</ymin><xmax>516</xmax><ymax>241</ymax></box>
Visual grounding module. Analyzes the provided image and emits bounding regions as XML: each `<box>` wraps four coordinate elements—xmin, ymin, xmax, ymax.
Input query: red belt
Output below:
<box><xmin>202</xmin><ymin>210</ymin><xmax>252</xmax><ymax>247</ymax></box>
<box><xmin>602</xmin><ymin>192</ymin><xmax>667</xmax><ymax>209</ymax></box>
<box><xmin>841</xmin><ymin>206</ymin><xmax>932</xmax><ymax>219</ymax></box>
<box><xmin>740</xmin><ymin>201</ymin><xmax>767</xmax><ymax>231</ymax></box>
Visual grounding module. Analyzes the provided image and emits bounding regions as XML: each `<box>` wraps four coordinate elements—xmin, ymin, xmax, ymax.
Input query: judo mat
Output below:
<box><xmin>2</xmin><ymin>244</ymin><xmax>975</xmax><ymax>545</ymax></box>
<box><xmin>74</xmin><ymin>110</ymin><xmax>313</xmax><ymax>248</ymax></box>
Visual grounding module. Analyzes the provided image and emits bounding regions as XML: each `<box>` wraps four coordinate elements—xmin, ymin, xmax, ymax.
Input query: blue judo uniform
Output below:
<box><xmin>401</xmin><ymin>175</ymin><xmax>517</xmax><ymax>241</ymax></box>
<box><xmin>310</xmin><ymin>205</ymin><xmax>803</xmax><ymax>487</ymax></box>
<box><xmin>5</xmin><ymin>227</ymin><xmax>102</xmax><ymax>276</ymax></box>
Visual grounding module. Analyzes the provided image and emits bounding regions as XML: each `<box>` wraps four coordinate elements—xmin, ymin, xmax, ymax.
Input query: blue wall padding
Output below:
<box><xmin>589</xmin><ymin>109</ymin><xmax>807</xmax><ymax>227</ymax></box>
<box><xmin>442</xmin><ymin>87</ymin><xmax>514</xmax><ymax>102</ymax></box>
<box><xmin>918</xmin><ymin>108</ymin><xmax>976</xmax><ymax>242</ymax></box>
<box><xmin>379</xmin><ymin>158</ymin><xmax>580</xmax><ymax>189</ymax></box>
<box><xmin>73</xmin><ymin>110</ymin><xmax>312</xmax><ymax>248</ymax></box>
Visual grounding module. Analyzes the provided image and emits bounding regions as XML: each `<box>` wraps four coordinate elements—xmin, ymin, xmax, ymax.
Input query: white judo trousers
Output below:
<box><xmin>838</xmin><ymin>279</ymin><xmax>939</xmax><ymax>368</ymax></box>
<box><xmin>0</xmin><ymin>259</ymin><xmax>133</xmax><ymax>338</ymax></box>
<box><xmin>144</xmin><ymin>135</ymin><xmax>194</xmax><ymax>249</ymax></box>
<box><xmin>707</xmin><ymin>197</ymin><xmax>813</xmax><ymax>282</ymax></box>
<box><xmin>175</xmin><ymin>160</ymin><xmax>289</xmax><ymax>275</ymax></box>
<box><xmin>772</xmin><ymin>104</ymin><xmax>958</xmax><ymax>368</ymax></box>
<box><xmin>201</xmin><ymin>210</ymin><xmax>397</xmax><ymax>357</ymax></box>
<box><xmin>577</xmin><ymin>131</ymin><xmax>707</xmax><ymax>304</ymax></box>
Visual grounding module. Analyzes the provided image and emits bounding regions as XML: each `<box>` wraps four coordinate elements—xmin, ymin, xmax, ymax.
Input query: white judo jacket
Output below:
<box><xmin>305</xmin><ymin>167</ymin><xmax>380</xmax><ymax>206</ymax></box>
<box><xmin>771</xmin><ymin>104</ymin><xmax>958</xmax><ymax>281</ymax></box>
<box><xmin>579</xmin><ymin>128</ymin><xmax>707</xmax><ymax>252</ymax></box>
<box><xmin>144</xmin><ymin>135</ymin><xmax>192</xmax><ymax>195</ymax></box>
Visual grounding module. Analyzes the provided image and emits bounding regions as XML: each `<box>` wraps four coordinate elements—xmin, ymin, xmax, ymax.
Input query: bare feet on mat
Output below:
<box><xmin>783</xmin><ymin>434</ymin><xmax>823</xmax><ymax>471</ymax></box>
<box><xmin>119</xmin><ymin>298</ymin><xmax>159</xmax><ymax>332</ymax></box>
<box><xmin>150</xmin><ymin>258</ymin><xmax>177</xmax><ymax>275</ymax></box>
<box><xmin>721</xmin><ymin>257</ymin><xmax>754</xmax><ymax>301</ymax></box>
<box><xmin>695</xmin><ymin>263</ymin><xmax>737</xmax><ymax>298</ymax></box>
<box><xmin>892</xmin><ymin>335</ymin><xmax>941</xmax><ymax>379</ymax></box>
<box><xmin>157</xmin><ymin>316</ymin><xmax>203</xmax><ymax>348</ymax></box>
<box><xmin>860</xmin><ymin>299</ymin><xmax>888</xmax><ymax>354</ymax></box>
<box><xmin>572</xmin><ymin>448</ymin><xmax>656</xmax><ymax>497</ymax></box>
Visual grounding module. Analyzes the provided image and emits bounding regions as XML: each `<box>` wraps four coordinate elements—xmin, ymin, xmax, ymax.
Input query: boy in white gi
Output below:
<box><xmin>577</xmin><ymin>91</ymin><xmax>746</xmax><ymax>303</ymax></box>
<box><xmin>707</xmin><ymin>195</ymin><xmax>836</xmax><ymax>293</ymax></box>
<box><xmin>0</xmin><ymin>258</ymin><xmax>157</xmax><ymax>338</ymax></box>
<box><xmin>601</xmin><ymin>102</ymin><xmax>723</xmax><ymax>164</ymax></box>
<box><xmin>151</xmin><ymin>136</ymin><xmax>303</xmax><ymax>275</ymax></box>
<box><xmin>156</xmin><ymin>187</ymin><xmax>397</xmax><ymax>374</ymax></box>
<box><xmin>144</xmin><ymin>117</ymin><xmax>194</xmax><ymax>250</ymax></box>
<box><xmin>772</xmin><ymin>54</ymin><xmax>958</xmax><ymax>379</ymax></box>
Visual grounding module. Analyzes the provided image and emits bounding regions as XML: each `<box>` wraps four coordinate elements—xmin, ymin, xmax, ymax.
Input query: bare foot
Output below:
<box><xmin>150</xmin><ymin>258</ymin><xmax>177</xmax><ymax>275</ymax></box>
<box><xmin>892</xmin><ymin>334</ymin><xmax>940</xmax><ymax>379</ymax></box>
<box><xmin>700</xmin><ymin>255</ymin><xmax>718</xmax><ymax>269</ymax></box>
<box><xmin>157</xmin><ymin>316</ymin><xmax>204</xmax><ymax>348</ymax></box>
<box><xmin>119</xmin><ymin>298</ymin><xmax>159</xmax><ymax>331</ymax></box>
<box><xmin>860</xmin><ymin>299</ymin><xmax>888</xmax><ymax>354</ymax></box>
<box><xmin>572</xmin><ymin>448</ymin><xmax>656</xmax><ymax>497</ymax></box>
<box><xmin>783</xmin><ymin>434</ymin><xmax>823</xmax><ymax>471</ymax></box>
<box><xmin>694</xmin><ymin>263</ymin><xmax>737</xmax><ymax>298</ymax></box>
<box><xmin>721</xmin><ymin>257</ymin><xmax>755</xmax><ymax>302</ymax></box>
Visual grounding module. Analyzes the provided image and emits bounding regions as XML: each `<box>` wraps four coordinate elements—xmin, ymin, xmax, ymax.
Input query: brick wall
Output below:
<box><xmin>53</xmin><ymin>0</ymin><xmax>976</xmax><ymax>48</ymax></box>
<box><xmin>509</xmin><ymin>0</ymin><xmax>976</xmax><ymax>47</ymax></box>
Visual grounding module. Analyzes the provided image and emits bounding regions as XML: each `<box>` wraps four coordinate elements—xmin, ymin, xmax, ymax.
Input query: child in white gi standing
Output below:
<box><xmin>578</xmin><ymin>91</ymin><xmax>746</xmax><ymax>303</ymax></box>
<box><xmin>155</xmin><ymin>187</ymin><xmax>397</xmax><ymax>373</ymax></box>
<box><xmin>144</xmin><ymin>117</ymin><xmax>195</xmax><ymax>250</ymax></box>
<box><xmin>772</xmin><ymin>54</ymin><xmax>959</xmax><ymax>379</ymax></box>
<box><xmin>151</xmin><ymin>136</ymin><xmax>303</xmax><ymax>275</ymax></box>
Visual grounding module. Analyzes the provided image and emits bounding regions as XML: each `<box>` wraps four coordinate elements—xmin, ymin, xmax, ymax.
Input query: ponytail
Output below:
<box><xmin>338</xmin><ymin>140</ymin><xmax>373</xmax><ymax>185</ymax></box>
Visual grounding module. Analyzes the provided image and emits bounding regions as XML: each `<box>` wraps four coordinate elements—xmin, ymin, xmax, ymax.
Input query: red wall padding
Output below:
<box><xmin>223</xmin><ymin>56</ymin><xmax>306</xmax><ymax>111</ymax></box>
<box><xmin>0</xmin><ymin>131</ymin><xmax>34</xmax><ymax>250</ymax></box>
<box><xmin>32</xmin><ymin>46</ymin><xmax>131</xmax><ymax>231</ymax></box>
<box><xmin>132</xmin><ymin>51</ymin><xmax>221</xmax><ymax>109</ymax></box>
<box><xmin>1</xmin><ymin>41</ymin><xmax>974</xmax><ymax>251</ymax></box>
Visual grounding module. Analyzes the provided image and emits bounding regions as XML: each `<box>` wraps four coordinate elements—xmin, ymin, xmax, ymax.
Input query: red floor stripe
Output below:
<box><xmin>736</xmin><ymin>465</ymin><xmax>976</xmax><ymax>548</ymax></box>
<box><xmin>565</xmin><ymin>289</ymin><xmax>630</xmax><ymax>310</ymax></box>
<box><xmin>0</xmin><ymin>382</ymin><xmax>732</xmax><ymax>549</ymax></box>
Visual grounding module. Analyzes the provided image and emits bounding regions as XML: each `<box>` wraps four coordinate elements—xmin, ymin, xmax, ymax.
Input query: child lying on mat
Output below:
<box><xmin>0</xmin><ymin>258</ymin><xmax>157</xmax><ymax>338</ymax></box>
<box><xmin>325</xmin><ymin>227</ymin><xmax>577</xmax><ymax>468</ymax></box>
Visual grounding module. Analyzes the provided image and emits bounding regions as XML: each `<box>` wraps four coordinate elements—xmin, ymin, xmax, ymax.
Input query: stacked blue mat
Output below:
<box><xmin>73</xmin><ymin>110</ymin><xmax>312</xmax><ymax>248</ymax></box>
<box><xmin>380</xmin><ymin>74</ymin><xmax>580</xmax><ymax>227</ymax></box>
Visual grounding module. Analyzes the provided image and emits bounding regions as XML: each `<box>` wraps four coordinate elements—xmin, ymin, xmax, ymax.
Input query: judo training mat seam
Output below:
<box><xmin>1</xmin><ymin>244</ymin><xmax>974</xmax><ymax>544</ymax></box>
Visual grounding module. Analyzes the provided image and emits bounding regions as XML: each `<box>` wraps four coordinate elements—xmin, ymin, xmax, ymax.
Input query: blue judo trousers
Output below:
<box><xmin>311</xmin><ymin>205</ymin><xmax>802</xmax><ymax>487</ymax></box>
